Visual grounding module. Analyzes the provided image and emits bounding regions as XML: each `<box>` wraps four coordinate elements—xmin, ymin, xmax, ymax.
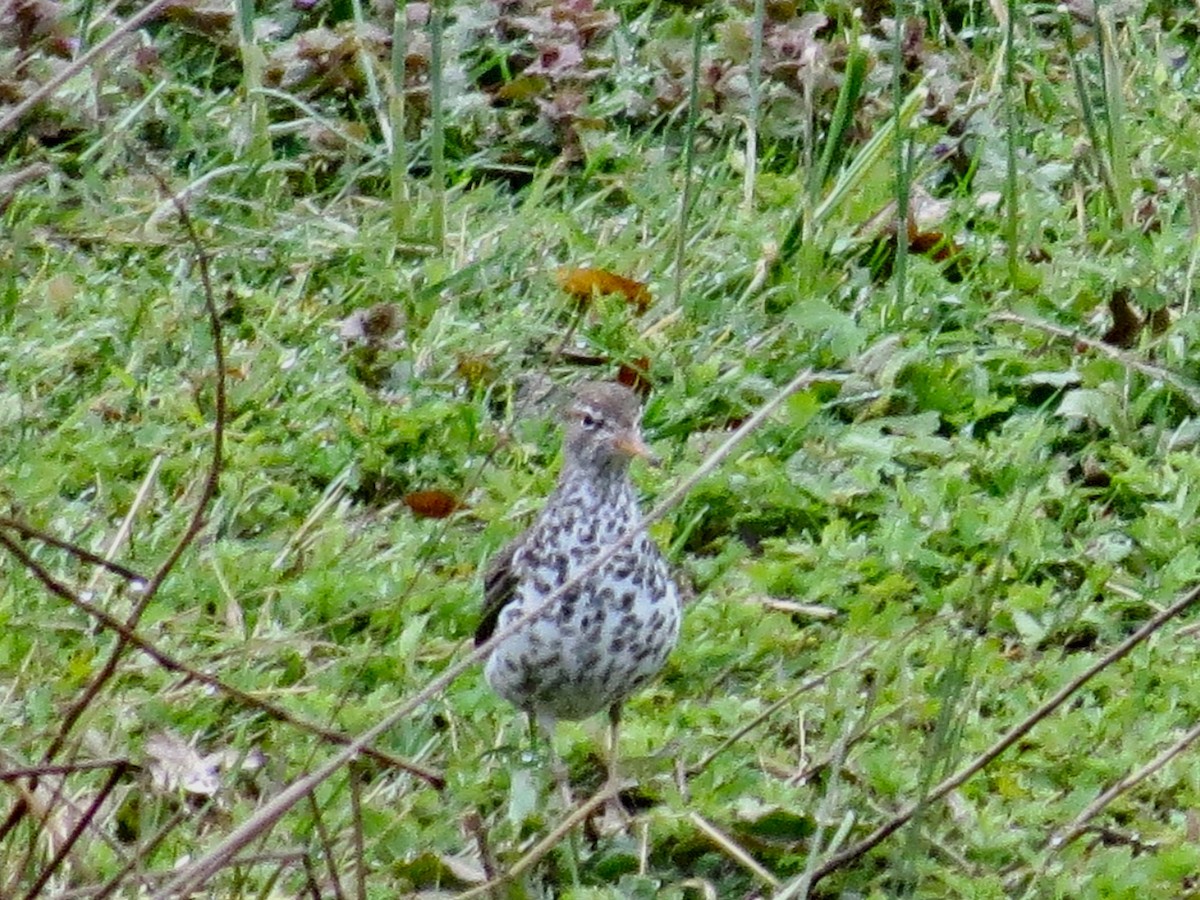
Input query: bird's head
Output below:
<box><xmin>562</xmin><ymin>381</ymin><xmax>658</xmax><ymax>473</ymax></box>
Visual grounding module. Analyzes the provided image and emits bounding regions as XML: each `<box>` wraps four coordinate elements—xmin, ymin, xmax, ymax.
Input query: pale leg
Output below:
<box><xmin>532</xmin><ymin>713</ymin><xmax>573</xmax><ymax>808</ymax></box>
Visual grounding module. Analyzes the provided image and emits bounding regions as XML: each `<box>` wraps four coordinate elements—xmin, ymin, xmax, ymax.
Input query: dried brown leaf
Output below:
<box><xmin>403</xmin><ymin>490</ymin><xmax>461</xmax><ymax>519</ymax></box>
<box><xmin>617</xmin><ymin>357</ymin><xmax>652</xmax><ymax>397</ymax></box>
<box><xmin>556</xmin><ymin>267</ymin><xmax>652</xmax><ymax>313</ymax></box>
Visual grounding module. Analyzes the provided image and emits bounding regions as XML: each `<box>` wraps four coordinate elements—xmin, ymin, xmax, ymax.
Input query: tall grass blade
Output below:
<box><xmin>1096</xmin><ymin>7</ymin><xmax>1131</xmax><ymax>226</ymax></box>
<box><xmin>390</xmin><ymin>0</ymin><xmax>410</xmax><ymax>236</ymax></box>
<box><xmin>808</xmin><ymin>22</ymin><xmax>867</xmax><ymax>209</ymax></box>
<box><xmin>672</xmin><ymin>11</ymin><xmax>706</xmax><ymax>311</ymax></box>
<box><xmin>429</xmin><ymin>0</ymin><xmax>446</xmax><ymax>252</ymax></box>
<box><xmin>234</xmin><ymin>0</ymin><xmax>271</xmax><ymax>163</ymax></box>
<box><xmin>350</xmin><ymin>0</ymin><xmax>391</xmax><ymax>154</ymax></box>
<box><xmin>743</xmin><ymin>0</ymin><xmax>765</xmax><ymax>212</ymax></box>
<box><xmin>1062</xmin><ymin>10</ymin><xmax>1120</xmax><ymax>214</ymax></box>
<box><xmin>891</xmin><ymin>8</ymin><xmax>911</xmax><ymax>315</ymax></box>
<box><xmin>776</xmin><ymin>80</ymin><xmax>924</xmax><ymax>274</ymax></box>
<box><xmin>1003</xmin><ymin>0</ymin><xmax>1019</xmax><ymax>283</ymax></box>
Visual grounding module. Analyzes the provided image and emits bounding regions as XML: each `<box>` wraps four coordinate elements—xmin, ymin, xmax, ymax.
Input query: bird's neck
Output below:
<box><xmin>555</xmin><ymin>461</ymin><xmax>636</xmax><ymax>510</ymax></box>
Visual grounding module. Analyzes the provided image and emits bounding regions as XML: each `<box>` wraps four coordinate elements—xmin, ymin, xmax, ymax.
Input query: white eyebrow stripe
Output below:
<box><xmin>574</xmin><ymin>403</ymin><xmax>606</xmax><ymax>419</ymax></box>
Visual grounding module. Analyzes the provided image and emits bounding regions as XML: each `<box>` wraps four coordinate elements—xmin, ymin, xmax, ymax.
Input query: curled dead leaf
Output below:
<box><xmin>456</xmin><ymin>354</ymin><xmax>497</xmax><ymax>388</ymax></box>
<box><xmin>404</xmin><ymin>490</ymin><xmax>461</xmax><ymax>519</ymax></box>
<box><xmin>617</xmin><ymin>357</ymin><xmax>653</xmax><ymax>397</ymax></box>
<box><xmin>556</xmin><ymin>267</ymin><xmax>652</xmax><ymax>313</ymax></box>
<box><xmin>1099</xmin><ymin>288</ymin><xmax>1169</xmax><ymax>349</ymax></box>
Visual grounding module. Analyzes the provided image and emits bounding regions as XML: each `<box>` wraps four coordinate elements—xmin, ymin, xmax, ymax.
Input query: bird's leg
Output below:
<box><xmin>532</xmin><ymin>715</ymin><xmax>582</xmax><ymax>886</ymax></box>
<box><xmin>532</xmin><ymin>713</ymin><xmax>573</xmax><ymax>808</ymax></box>
<box><xmin>605</xmin><ymin>703</ymin><xmax>628</xmax><ymax>818</ymax></box>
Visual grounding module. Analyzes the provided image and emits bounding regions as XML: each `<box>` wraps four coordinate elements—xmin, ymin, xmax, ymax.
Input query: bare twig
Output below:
<box><xmin>0</xmin><ymin>760</ymin><xmax>133</xmax><ymax>780</ymax></box>
<box><xmin>0</xmin><ymin>0</ymin><xmax>175</xmax><ymax>133</ymax></box>
<box><xmin>44</xmin><ymin>173</ymin><xmax>227</xmax><ymax>769</ymax></box>
<box><xmin>20</xmin><ymin>761</ymin><xmax>129</xmax><ymax>899</ymax></box>
<box><xmin>992</xmin><ymin>312</ymin><xmax>1200</xmax><ymax>409</ymax></box>
<box><xmin>0</xmin><ymin>532</ymin><xmax>443</xmax><ymax>788</ymax></box>
<box><xmin>0</xmin><ymin>163</ymin><xmax>52</xmax><ymax>214</ymax></box>
<box><xmin>689</xmin><ymin>812</ymin><xmax>780</xmax><ymax>889</ymax></box>
<box><xmin>0</xmin><ymin>517</ymin><xmax>146</xmax><ymax>584</ymax></box>
<box><xmin>307</xmin><ymin>791</ymin><xmax>346</xmax><ymax>900</ymax></box>
<box><xmin>348</xmin><ymin>766</ymin><xmax>367</xmax><ymax>900</ymax></box>
<box><xmin>454</xmin><ymin>791</ymin><xmax>611</xmax><ymax>899</ymax></box>
<box><xmin>1051</xmin><ymin>716</ymin><xmax>1200</xmax><ymax>849</ymax></box>
<box><xmin>687</xmin><ymin>640</ymin><xmax>880</xmax><ymax>777</ymax></box>
<box><xmin>462</xmin><ymin>811</ymin><xmax>499</xmax><ymax>889</ymax></box>
<box><xmin>89</xmin><ymin>809</ymin><xmax>190</xmax><ymax>900</ymax></box>
<box><xmin>807</xmin><ymin>581</ymin><xmax>1200</xmax><ymax>887</ymax></box>
<box><xmin>84</xmin><ymin>454</ymin><xmax>162</xmax><ymax>593</ymax></box>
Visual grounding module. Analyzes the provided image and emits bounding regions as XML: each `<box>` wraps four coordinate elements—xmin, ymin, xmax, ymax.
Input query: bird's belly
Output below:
<box><xmin>484</xmin><ymin>584</ymin><xmax>680</xmax><ymax>722</ymax></box>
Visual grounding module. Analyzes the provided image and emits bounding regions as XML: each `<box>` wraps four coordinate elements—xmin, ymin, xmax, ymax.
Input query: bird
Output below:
<box><xmin>475</xmin><ymin>380</ymin><xmax>681</xmax><ymax>806</ymax></box>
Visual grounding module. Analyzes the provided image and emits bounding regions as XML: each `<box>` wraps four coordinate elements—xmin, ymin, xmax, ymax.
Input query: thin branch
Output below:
<box><xmin>84</xmin><ymin>454</ymin><xmax>162</xmax><ymax>593</ymax></box>
<box><xmin>992</xmin><ymin>312</ymin><xmax>1200</xmax><ymax>409</ymax></box>
<box><xmin>1051</xmin><ymin>716</ymin><xmax>1200</xmax><ymax>849</ymax></box>
<box><xmin>21</xmin><ymin>761</ymin><xmax>129</xmax><ymax>899</ymax></box>
<box><xmin>348</xmin><ymin>766</ymin><xmax>367</xmax><ymax>900</ymax></box>
<box><xmin>0</xmin><ymin>0</ymin><xmax>175</xmax><ymax>132</ymax></box>
<box><xmin>307</xmin><ymin>791</ymin><xmax>346</xmax><ymax>900</ymax></box>
<box><xmin>43</xmin><ymin>173</ymin><xmax>227</xmax><ymax>766</ymax></box>
<box><xmin>807</xmin><ymin>581</ymin><xmax>1200</xmax><ymax>887</ymax></box>
<box><xmin>89</xmin><ymin>810</ymin><xmax>190</xmax><ymax>900</ymax></box>
<box><xmin>689</xmin><ymin>812</ymin><xmax>780</xmax><ymax>889</ymax></box>
<box><xmin>687</xmin><ymin>640</ymin><xmax>880</xmax><ymax>777</ymax></box>
<box><xmin>0</xmin><ymin>517</ymin><xmax>146</xmax><ymax>584</ymax></box>
<box><xmin>0</xmin><ymin>532</ymin><xmax>444</xmax><ymax>788</ymax></box>
<box><xmin>453</xmin><ymin>792</ymin><xmax>610</xmax><ymax>899</ymax></box>
<box><xmin>0</xmin><ymin>760</ymin><xmax>133</xmax><ymax>780</ymax></box>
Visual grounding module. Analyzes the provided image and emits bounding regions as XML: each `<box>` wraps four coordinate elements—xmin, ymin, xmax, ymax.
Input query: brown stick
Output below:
<box><xmin>807</xmin><ymin>581</ymin><xmax>1200</xmax><ymax>887</ymax></box>
<box><xmin>0</xmin><ymin>532</ymin><xmax>444</xmax><ymax>788</ymax></box>
<box><xmin>0</xmin><ymin>1</ymin><xmax>175</xmax><ymax>133</ymax></box>
<box><xmin>992</xmin><ymin>312</ymin><xmax>1200</xmax><ymax>409</ymax></box>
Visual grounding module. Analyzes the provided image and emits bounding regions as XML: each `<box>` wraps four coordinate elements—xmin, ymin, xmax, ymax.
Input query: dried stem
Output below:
<box><xmin>807</xmin><ymin>581</ymin><xmax>1200</xmax><ymax>886</ymax></box>
<box><xmin>0</xmin><ymin>531</ymin><xmax>443</xmax><ymax>788</ymax></box>
<box><xmin>992</xmin><ymin>312</ymin><xmax>1200</xmax><ymax>409</ymax></box>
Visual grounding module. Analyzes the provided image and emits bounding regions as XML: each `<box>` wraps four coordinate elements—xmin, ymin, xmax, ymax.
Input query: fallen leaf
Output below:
<box><xmin>456</xmin><ymin>354</ymin><xmax>497</xmax><ymax>388</ymax></box>
<box><xmin>556</xmin><ymin>267</ymin><xmax>652</xmax><ymax>313</ymax></box>
<box><xmin>1100</xmin><ymin>288</ymin><xmax>1141</xmax><ymax>348</ymax></box>
<box><xmin>858</xmin><ymin>186</ymin><xmax>967</xmax><ymax>281</ymax></box>
<box><xmin>617</xmin><ymin>357</ymin><xmax>653</xmax><ymax>396</ymax></box>
<box><xmin>1099</xmin><ymin>288</ymin><xmax>1168</xmax><ymax>349</ymax></box>
<box><xmin>404</xmin><ymin>490</ymin><xmax>460</xmax><ymax>519</ymax></box>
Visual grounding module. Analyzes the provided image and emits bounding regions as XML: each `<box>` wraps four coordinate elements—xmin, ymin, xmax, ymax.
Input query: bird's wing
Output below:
<box><xmin>475</xmin><ymin>535</ymin><xmax>523</xmax><ymax>646</ymax></box>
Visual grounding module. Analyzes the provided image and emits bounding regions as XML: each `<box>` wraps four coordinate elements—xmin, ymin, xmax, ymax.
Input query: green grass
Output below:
<box><xmin>3</xmin><ymin>1</ymin><xmax>1200</xmax><ymax>896</ymax></box>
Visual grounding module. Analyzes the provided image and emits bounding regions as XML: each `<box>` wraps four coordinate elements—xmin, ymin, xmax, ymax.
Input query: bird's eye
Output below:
<box><xmin>581</xmin><ymin>413</ymin><xmax>600</xmax><ymax>429</ymax></box>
